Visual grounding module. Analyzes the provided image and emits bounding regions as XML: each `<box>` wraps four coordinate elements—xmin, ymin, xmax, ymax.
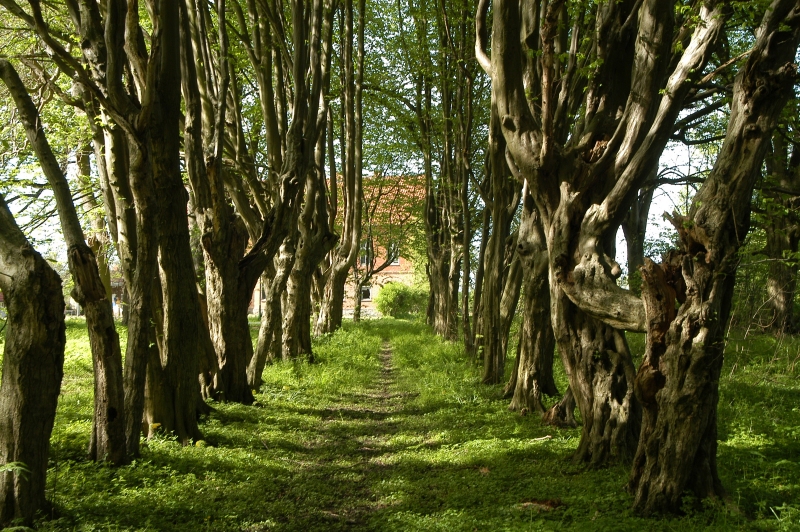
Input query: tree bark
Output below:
<box><xmin>480</xmin><ymin>0</ymin><xmax>728</xmax><ymax>466</ymax></box>
<box><xmin>283</xmin><ymin>186</ymin><xmax>337</xmax><ymax>360</ymax></box>
<box><xmin>249</xmin><ymin>241</ymin><xmax>296</xmax><ymax>385</ymax></box>
<box><xmin>542</xmin><ymin>387</ymin><xmax>577</xmax><ymax>428</ymax></box>
<box><xmin>180</xmin><ymin>0</ymin><xmax>258</xmax><ymax>405</ymax></box>
<box><xmin>0</xmin><ymin>193</ymin><xmax>65</xmax><ymax>527</ymax></box>
<box><xmin>353</xmin><ymin>278</ymin><xmax>364</xmax><ymax>322</ymax></box>
<box><xmin>552</xmin><ymin>280</ymin><xmax>641</xmax><ymax>464</ymax></box>
<box><xmin>506</xmin><ymin>191</ymin><xmax>558</xmax><ymax>413</ymax></box>
<box><xmin>763</xmin><ymin>213</ymin><xmax>800</xmax><ymax>331</ymax></box>
<box><xmin>622</xmin><ymin>185</ymin><xmax>654</xmax><ymax>294</ymax></box>
<box><xmin>120</xmin><ymin>135</ymin><xmax>159</xmax><ymax>456</ymax></box>
<box><xmin>76</xmin><ymin>146</ymin><xmax>113</xmax><ymax>301</ymax></box>
<box><xmin>481</xmin><ymin>99</ymin><xmax>521</xmax><ymax>384</ymax></box>
<box><xmin>630</xmin><ymin>1</ymin><xmax>800</xmax><ymax>513</ymax></box>
<box><xmin>145</xmin><ymin>1</ymin><xmax>204</xmax><ymax>443</ymax></box>
<box><xmin>761</xmin><ymin>131</ymin><xmax>800</xmax><ymax>332</ymax></box>
<box><xmin>247</xmin><ymin>0</ymin><xmax>333</xmax><ymax>371</ymax></box>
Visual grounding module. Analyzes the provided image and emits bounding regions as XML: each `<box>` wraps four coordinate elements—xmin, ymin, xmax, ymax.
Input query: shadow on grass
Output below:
<box><xmin>39</xmin><ymin>318</ymin><xmax>798</xmax><ymax>531</ymax></box>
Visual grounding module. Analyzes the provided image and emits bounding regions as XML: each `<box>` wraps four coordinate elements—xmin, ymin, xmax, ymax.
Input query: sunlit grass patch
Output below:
<box><xmin>16</xmin><ymin>317</ymin><xmax>796</xmax><ymax>530</ymax></box>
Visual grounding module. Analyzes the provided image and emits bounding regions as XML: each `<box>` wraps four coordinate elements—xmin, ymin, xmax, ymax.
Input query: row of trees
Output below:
<box><xmin>468</xmin><ymin>0</ymin><xmax>800</xmax><ymax>516</ymax></box>
<box><xmin>0</xmin><ymin>0</ymin><xmax>416</xmax><ymax>523</ymax></box>
<box><xmin>0</xmin><ymin>0</ymin><xmax>799</xmax><ymax>525</ymax></box>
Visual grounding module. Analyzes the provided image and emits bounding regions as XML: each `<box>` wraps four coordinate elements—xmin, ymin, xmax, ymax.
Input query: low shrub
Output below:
<box><xmin>374</xmin><ymin>282</ymin><xmax>427</xmax><ymax>319</ymax></box>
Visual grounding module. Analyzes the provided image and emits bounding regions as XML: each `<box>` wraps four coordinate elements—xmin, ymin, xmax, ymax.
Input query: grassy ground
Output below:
<box><xmin>3</xmin><ymin>318</ymin><xmax>799</xmax><ymax>530</ymax></box>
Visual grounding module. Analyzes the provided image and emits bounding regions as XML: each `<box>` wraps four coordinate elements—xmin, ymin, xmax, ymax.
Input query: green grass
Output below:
<box><xmin>2</xmin><ymin>318</ymin><xmax>797</xmax><ymax>530</ymax></box>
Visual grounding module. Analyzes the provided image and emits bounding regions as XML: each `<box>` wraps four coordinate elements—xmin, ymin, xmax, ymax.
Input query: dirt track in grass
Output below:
<box><xmin>315</xmin><ymin>340</ymin><xmax>405</xmax><ymax>527</ymax></box>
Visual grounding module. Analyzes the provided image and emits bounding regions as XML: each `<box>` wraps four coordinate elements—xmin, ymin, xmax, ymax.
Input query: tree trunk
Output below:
<box><xmin>0</xmin><ymin>193</ymin><xmax>65</xmax><ymax>527</ymax></box>
<box><xmin>481</xmin><ymin>99</ymin><xmax>521</xmax><ymax>385</ymax></box>
<box><xmin>248</xmin><ymin>269</ymin><xmax>278</xmax><ymax>389</ymax></box>
<box><xmin>145</xmin><ymin>2</ymin><xmax>203</xmax><ymax>443</ymax></box>
<box><xmin>553</xmin><ymin>291</ymin><xmax>639</xmax><ymax>464</ymax></box>
<box><xmin>203</xmin><ymin>220</ymin><xmax>254</xmax><ymax>403</ymax></box>
<box><xmin>621</xmin><ymin>186</ymin><xmax>654</xmax><ymax>294</ymax></box>
<box><xmin>630</xmin><ymin>3</ymin><xmax>800</xmax><ymax>513</ymax></box>
<box><xmin>429</xmin><ymin>255</ymin><xmax>458</xmax><ymax>338</ymax></box>
<box><xmin>542</xmin><ymin>387</ymin><xmax>577</xmax><ymax>428</ymax></box>
<box><xmin>77</xmin><ymin>147</ymin><xmax>113</xmax><ymax>301</ymax></box>
<box><xmin>481</xmin><ymin>238</ymin><xmax>511</xmax><ymax>383</ymax></box>
<box><xmin>315</xmin><ymin>0</ymin><xmax>365</xmax><ymax>337</ymax></box>
<box><xmin>283</xmin><ymin>273</ymin><xmax>315</xmax><ymax>360</ymax></box>
<box><xmin>180</xmin><ymin>0</ymin><xmax>255</xmax><ymax>405</ymax></box>
<box><xmin>0</xmin><ymin>59</ymin><xmax>127</xmax><ymax>465</ymax></box>
<box><xmin>249</xmin><ymin>239</ymin><xmax>298</xmax><ymax>386</ymax></box>
<box><xmin>761</xmin><ymin>131</ymin><xmax>800</xmax><ymax>332</ymax></box>
<box><xmin>481</xmin><ymin>0</ymin><xmax>729</xmax><ymax>469</ymax></box>
<box><xmin>764</xmin><ymin>220</ymin><xmax>799</xmax><ymax>331</ymax></box>
<box><xmin>353</xmin><ymin>278</ymin><xmax>364</xmax><ymax>322</ymax></box>
<box><xmin>506</xmin><ymin>193</ymin><xmax>557</xmax><ymax>413</ymax></box>
<box><xmin>500</xmin><ymin>250</ymin><xmax>523</xmax><ymax>356</ymax></box>
<box><xmin>284</xmin><ymin>166</ymin><xmax>340</xmax><ymax>359</ymax></box>
<box><xmin>121</xmin><ymin>136</ymin><xmax>159</xmax><ymax>457</ymax></box>
<box><xmin>470</xmin><ymin>207</ymin><xmax>490</xmax><ymax>359</ymax></box>
<box><xmin>549</xmin><ymin>196</ymin><xmax>640</xmax><ymax>462</ymax></box>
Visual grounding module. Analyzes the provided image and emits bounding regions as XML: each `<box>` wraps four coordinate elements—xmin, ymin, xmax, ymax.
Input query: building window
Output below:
<box><xmin>361</xmin><ymin>286</ymin><xmax>372</xmax><ymax>301</ymax></box>
<box><xmin>388</xmin><ymin>242</ymin><xmax>400</xmax><ymax>265</ymax></box>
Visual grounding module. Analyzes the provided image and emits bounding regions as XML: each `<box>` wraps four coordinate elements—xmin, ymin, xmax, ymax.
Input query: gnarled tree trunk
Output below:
<box><xmin>551</xmin><ymin>278</ymin><xmax>640</xmax><ymax>463</ymax></box>
<box><xmin>180</xmin><ymin>0</ymin><xmax>263</xmax><ymax>405</ymax></box>
<box><xmin>630</xmin><ymin>2</ymin><xmax>800</xmax><ymax>513</ymax></box>
<box><xmin>479</xmin><ymin>0</ymin><xmax>728</xmax><ymax>466</ymax></box>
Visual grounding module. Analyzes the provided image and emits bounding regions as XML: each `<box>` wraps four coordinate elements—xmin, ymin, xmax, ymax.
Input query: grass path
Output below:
<box><xmin>37</xmin><ymin>318</ymin><xmax>800</xmax><ymax>531</ymax></box>
<box><xmin>313</xmin><ymin>339</ymin><xmax>404</xmax><ymax>527</ymax></box>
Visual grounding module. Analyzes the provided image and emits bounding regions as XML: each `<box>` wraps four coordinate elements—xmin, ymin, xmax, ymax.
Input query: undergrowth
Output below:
<box><xmin>0</xmin><ymin>318</ymin><xmax>795</xmax><ymax>530</ymax></box>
